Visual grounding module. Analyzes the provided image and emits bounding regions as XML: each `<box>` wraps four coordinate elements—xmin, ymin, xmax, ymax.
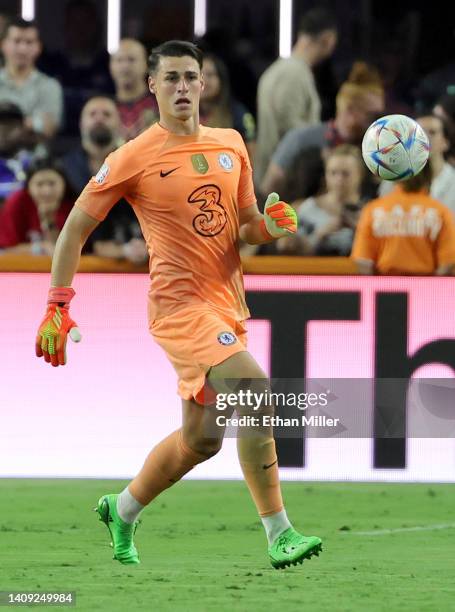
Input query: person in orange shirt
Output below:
<box><xmin>34</xmin><ymin>41</ymin><xmax>322</xmax><ymax>570</ymax></box>
<box><xmin>352</xmin><ymin>162</ymin><xmax>455</xmax><ymax>275</ymax></box>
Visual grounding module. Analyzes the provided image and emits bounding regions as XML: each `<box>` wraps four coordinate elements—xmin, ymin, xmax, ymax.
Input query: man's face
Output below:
<box><xmin>2</xmin><ymin>26</ymin><xmax>41</xmax><ymax>70</ymax></box>
<box><xmin>148</xmin><ymin>55</ymin><xmax>203</xmax><ymax>121</ymax></box>
<box><xmin>110</xmin><ymin>40</ymin><xmax>148</xmax><ymax>88</ymax></box>
<box><xmin>417</xmin><ymin>116</ymin><xmax>448</xmax><ymax>157</ymax></box>
<box><xmin>80</xmin><ymin>98</ymin><xmax>120</xmax><ymax>146</ymax></box>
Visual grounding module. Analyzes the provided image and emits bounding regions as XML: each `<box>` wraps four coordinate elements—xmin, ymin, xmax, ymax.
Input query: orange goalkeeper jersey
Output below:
<box><xmin>75</xmin><ymin>123</ymin><xmax>256</xmax><ymax>322</ymax></box>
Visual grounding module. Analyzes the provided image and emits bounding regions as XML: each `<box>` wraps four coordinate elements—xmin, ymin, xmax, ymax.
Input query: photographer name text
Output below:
<box><xmin>216</xmin><ymin>415</ymin><xmax>340</xmax><ymax>428</ymax></box>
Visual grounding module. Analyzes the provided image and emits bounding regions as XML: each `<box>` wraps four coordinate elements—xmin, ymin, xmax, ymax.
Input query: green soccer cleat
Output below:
<box><xmin>268</xmin><ymin>527</ymin><xmax>322</xmax><ymax>569</ymax></box>
<box><xmin>94</xmin><ymin>494</ymin><xmax>140</xmax><ymax>565</ymax></box>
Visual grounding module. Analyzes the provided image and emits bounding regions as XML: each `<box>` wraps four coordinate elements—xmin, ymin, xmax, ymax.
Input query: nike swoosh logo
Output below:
<box><xmin>160</xmin><ymin>167</ymin><xmax>180</xmax><ymax>177</ymax></box>
<box><xmin>262</xmin><ymin>460</ymin><xmax>277</xmax><ymax>470</ymax></box>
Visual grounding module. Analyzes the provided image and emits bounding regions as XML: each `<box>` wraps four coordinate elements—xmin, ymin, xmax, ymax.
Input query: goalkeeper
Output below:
<box><xmin>35</xmin><ymin>40</ymin><xmax>322</xmax><ymax>569</ymax></box>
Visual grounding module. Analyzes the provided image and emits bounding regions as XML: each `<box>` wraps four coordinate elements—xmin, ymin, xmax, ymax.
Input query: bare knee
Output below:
<box><xmin>182</xmin><ymin>398</ymin><xmax>225</xmax><ymax>458</ymax></box>
<box><xmin>184</xmin><ymin>434</ymin><xmax>223</xmax><ymax>458</ymax></box>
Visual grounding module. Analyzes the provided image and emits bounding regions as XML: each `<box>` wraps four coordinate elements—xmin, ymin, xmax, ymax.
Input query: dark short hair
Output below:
<box><xmin>5</xmin><ymin>17</ymin><xmax>39</xmax><ymax>36</ymax></box>
<box><xmin>298</xmin><ymin>8</ymin><xmax>337</xmax><ymax>36</ymax></box>
<box><xmin>148</xmin><ymin>40</ymin><xmax>203</xmax><ymax>76</ymax></box>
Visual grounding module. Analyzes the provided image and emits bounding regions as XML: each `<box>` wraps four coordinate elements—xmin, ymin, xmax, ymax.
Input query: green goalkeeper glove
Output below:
<box><xmin>260</xmin><ymin>192</ymin><xmax>298</xmax><ymax>239</ymax></box>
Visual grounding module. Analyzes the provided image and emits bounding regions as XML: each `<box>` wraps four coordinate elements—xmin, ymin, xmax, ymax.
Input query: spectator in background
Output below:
<box><xmin>61</xmin><ymin>96</ymin><xmax>122</xmax><ymax>194</ymax></box>
<box><xmin>200</xmin><ymin>53</ymin><xmax>256</xmax><ymax>159</ymax></box>
<box><xmin>110</xmin><ymin>38</ymin><xmax>158</xmax><ymax>142</ymax></box>
<box><xmin>277</xmin><ymin>145</ymin><xmax>364</xmax><ymax>256</ymax></box>
<box><xmin>0</xmin><ymin>157</ymin><xmax>73</xmax><ymax>255</ymax></box>
<box><xmin>197</xmin><ymin>26</ymin><xmax>259</xmax><ymax>120</ymax></box>
<box><xmin>352</xmin><ymin>162</ymin><xmax>455</xmax><ymax>276</ymax></box>
<box><xmin>60</xmin><ymin>95</ymin><xmax>147</xmax><ymax>265</ymax></box>
<box><xmin>0</xmin><ymin>18</ymin><xmax>63</xmax><ymax>139</ymax></box>
<box><xmin>379</xmin><ymin>114</ymin><xmax>455</xmax><ymax>214</ymax></box>
<box><xmin>0</xmin><ymin>102</ymin><xmax>34</xmax><ymax>203</ymax></box>
<box><xmin>39</xmin><ymin>0</ymin><xmax>114</xmax><ymax>136</ymax></box>
<box><xmin>260</xmin><ymin>62</ymin><xmax>384</xmax><ymax>203</ymax></box>
<box><xmin>255</xmin><ymin>8</ymin><xmax>337</xmax><ymax>183</ymax></box>
<box><xmin>433</xmin><ymin>94</ymin><xmax>455</xmax><ymax>166</ymax></box>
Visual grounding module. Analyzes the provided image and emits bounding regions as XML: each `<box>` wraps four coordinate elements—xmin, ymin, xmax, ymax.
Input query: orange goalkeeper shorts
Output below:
<box><xmin>149</xmin><ymin>306</ymin><xmax>248</xmax><ymax>403</ymax></box>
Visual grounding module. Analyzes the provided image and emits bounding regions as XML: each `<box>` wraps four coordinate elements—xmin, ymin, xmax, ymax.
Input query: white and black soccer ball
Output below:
<box><xmin>361</xmin><ymin>114</ymin><xmax>430</xmax><ymax>181</ymax></box>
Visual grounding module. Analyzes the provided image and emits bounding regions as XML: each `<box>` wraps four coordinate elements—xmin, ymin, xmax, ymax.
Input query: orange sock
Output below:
<box><xmin>237</xmin><ymin>434</ymin><xmax>284</xmax><ymax>516</ymax></box>
<box><xmin>129</xmin><ymin>429</ymin><xmax>208</xmax><ymax>505</ymax></box>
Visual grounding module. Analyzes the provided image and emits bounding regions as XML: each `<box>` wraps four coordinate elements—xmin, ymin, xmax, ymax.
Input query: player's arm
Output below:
<box><xmin>239</xmin><ymin>193</ymin><xmax>297</xmax><ymax>245</ymax></box>
<box><xmin>35</xmin><ymin>207</ymin><xmax>100</xmax><ymax>367</ymax></box>
<box><xmin>35</xmin><ymin>139</ymin><xmax>143</xmax><ymax>366</ymax></box>
<box><xmin>239</xmin><ymin>202</ymin><xmax>270</xmax><ymax>244</ymax></box>
<box><xmin>51</xmin><ymin>206</ymin><xmax>100</xmax><ymax>286</ymax></box>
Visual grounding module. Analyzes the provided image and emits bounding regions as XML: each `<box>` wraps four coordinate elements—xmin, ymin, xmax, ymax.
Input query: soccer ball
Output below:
<box><xmin>361</xmin><ymin>114</ymin><xmax>430</xmax><ymax>181</ymax></box>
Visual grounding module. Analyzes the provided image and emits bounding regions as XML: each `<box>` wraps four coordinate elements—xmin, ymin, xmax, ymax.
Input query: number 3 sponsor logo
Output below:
<box><xmin>188</xmin><ymin>184</ymin><xmax>227</xmax><ymax>237</ymax></box>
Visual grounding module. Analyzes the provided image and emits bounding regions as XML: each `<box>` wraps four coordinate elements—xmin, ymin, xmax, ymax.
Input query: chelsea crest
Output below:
<box><xmin>218</xmin><ymin>153</ymin><xmax>233</xmax><ymax>172</ymax></box>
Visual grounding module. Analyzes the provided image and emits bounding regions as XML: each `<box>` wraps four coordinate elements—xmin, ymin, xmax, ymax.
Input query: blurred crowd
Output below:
<box><xmin>0</xmin><ymin>3</ymin><xmax>455</xmax><ymax>275</ymax></box>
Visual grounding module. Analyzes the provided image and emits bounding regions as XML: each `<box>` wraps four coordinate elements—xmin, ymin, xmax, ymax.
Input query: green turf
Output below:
<box><xmin>1</xmin><ymin>480</ymin><xmax>454</xmax><ymax>612</ymax></box>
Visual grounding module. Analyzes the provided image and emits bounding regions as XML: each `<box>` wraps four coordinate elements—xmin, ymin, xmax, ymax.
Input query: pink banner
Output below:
<box><xmin>0</xmin><ymin>273</ymin><xmax>454</xmax><ymax>481</ymax></box>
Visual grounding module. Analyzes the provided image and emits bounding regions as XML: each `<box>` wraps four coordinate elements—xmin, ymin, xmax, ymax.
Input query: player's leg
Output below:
<box><xmin>208</xmin><ymin>351</ymin><xmax>322</xmax><ymax>568</ymax></box>
<box><xmin>95</xmin><ymin>305</ymin><xmax>238</xmax><ymax>565</ymax></box>
<box><xmin>96</xmin><ymin>398</ymin><xmax>226</xmax><ymax>565</ymax></box>
<box><xmin>181</xmin><ymin>396</ymin><xmax>228</xmax><ymax>456</ymax></box>
<box><xmin>209</xmin><ymin>351</ymin><xmax>284</xmax><ymax>517</ymax></box>
<box><xmin>128</xmin><ymin>398</ymin><xmax>224</xmax><ymax>506</ymax></box>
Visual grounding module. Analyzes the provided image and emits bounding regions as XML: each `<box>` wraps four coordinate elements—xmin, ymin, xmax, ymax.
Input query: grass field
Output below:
<box><xmin>1</xmin><ymin>480</ymin><xmax>454</xmax><ymax>612</ymax></box>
